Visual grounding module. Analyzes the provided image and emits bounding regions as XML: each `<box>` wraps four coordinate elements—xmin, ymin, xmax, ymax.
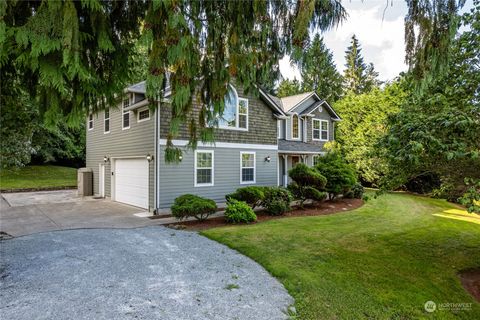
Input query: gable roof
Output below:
<box><xmin>280</xmin><ymin>92</ymin><xmax>314</xmax><ymax>112</ymax></box>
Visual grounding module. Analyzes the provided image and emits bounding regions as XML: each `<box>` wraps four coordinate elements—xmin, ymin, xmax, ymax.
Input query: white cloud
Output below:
<box><xmin>280</xmin><ymin>1</ymin><xmax>408</xmax><ymax>82</ymax></box>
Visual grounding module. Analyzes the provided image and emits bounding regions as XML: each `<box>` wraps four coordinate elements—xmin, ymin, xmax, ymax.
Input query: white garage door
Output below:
<box><xmin>115</xmin><ymin>158</ymin><xmax>149</xmax><ymax>209</ymax></box>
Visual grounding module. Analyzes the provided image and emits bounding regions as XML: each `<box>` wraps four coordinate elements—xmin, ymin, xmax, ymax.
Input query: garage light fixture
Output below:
<box><xmin>146</xmin><ymin>154</ymin><xmax>154</xmax><ymax>162</ymax></box>
<box><xmin>103</xmin><ymin>156</ymin><xmax>110</xmax><ymax>163</ymax></box>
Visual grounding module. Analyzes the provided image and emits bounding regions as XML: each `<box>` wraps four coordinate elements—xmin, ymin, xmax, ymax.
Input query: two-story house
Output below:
<box><xmin>85</xmin><ymin>81</ymin><xmax>341</xmax><ymax>212</ymax></box>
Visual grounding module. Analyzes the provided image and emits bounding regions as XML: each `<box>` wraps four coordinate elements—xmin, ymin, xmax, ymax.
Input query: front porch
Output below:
<box><xmin>278</xmin><ymin>153</ymin><xmax>320</xmax><ymax>187</ymax></box>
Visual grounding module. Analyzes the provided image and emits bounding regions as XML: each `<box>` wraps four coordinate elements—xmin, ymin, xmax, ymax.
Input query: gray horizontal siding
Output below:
<box><xmin>305</xmin><ymin>106</ymin><xmax>334</xmax><ymax>149</ymax></box>
<box><xmin>158</xmin><ymin>146</ymin><xmax>278</xmax><ymax>208</ymax></box>
<box><xmin>85</xmin><ymin>105</ymin><xmax>155</xmax><ymax>209</ymax></box>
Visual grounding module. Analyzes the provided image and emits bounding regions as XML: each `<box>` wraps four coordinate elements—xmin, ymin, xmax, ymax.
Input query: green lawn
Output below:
<box><xmin>203</xmin><ymin>193</ymin><xmax>480</xmax><ymax>319</ymax></box>
<box><xmin>0</xmin><ymin>165</ymin><xmax>77</xmax><ymax>191</ymax></box>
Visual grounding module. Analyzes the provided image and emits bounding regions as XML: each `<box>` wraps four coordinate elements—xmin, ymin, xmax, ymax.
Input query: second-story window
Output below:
<box><xmin>104</xmin><ymin>108</ymin><xmax>110</xmax><ymax>133</ymax></box>
<box><xmin>122</xmin><ymin>98</ymin><xmax>130</xmax><ymax>130</ymax></box>
<box><xmin>138</xmin><ymin>107</ymin><xmax>150</xmax><ymax>122</ymax></box>
<box><xmin>88</xmin><ymin>114</ymin><xmax>94</xmax><ymax>130</ymax></box>
<box><xmin>292</xmin><ymin>114</ymin><xmax>299</xmax><ymax>139</ymax></box>
<box><xmin>320</xmin><ymin>120</ymin><xmax>329</xmax><ymax>140</ymax></box>
<box><xmin>218</xmin><ymin>85</ymin><xmax>248</xmax><ymax>130</ymax></box>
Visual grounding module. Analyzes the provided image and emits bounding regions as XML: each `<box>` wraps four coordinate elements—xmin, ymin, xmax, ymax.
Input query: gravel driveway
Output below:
<box><xmin>0</xmin><ymin>227</ymin><xmax>293</xmax><ymax>320</ymax></box>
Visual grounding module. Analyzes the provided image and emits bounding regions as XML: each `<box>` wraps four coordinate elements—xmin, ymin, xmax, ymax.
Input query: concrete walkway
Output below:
<box><xmin>0</xmin><ymin>190</ymin><xmax>163</xmax><ymax>237</ymax></box>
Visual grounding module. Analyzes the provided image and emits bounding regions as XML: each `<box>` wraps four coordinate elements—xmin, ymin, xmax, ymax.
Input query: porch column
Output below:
<box><xmin>282</xmin><ymin>155</ymin><xmax>288</xmax><ymax>186</ymax></box>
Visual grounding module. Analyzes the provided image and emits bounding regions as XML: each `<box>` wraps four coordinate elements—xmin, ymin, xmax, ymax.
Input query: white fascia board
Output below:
<box><xmin>159</xmin><ymin>139</ymin><xmax>278</xmax><ymax>150</ymax></box>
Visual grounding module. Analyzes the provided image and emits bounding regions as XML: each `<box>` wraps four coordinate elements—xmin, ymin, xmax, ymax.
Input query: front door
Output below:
<box><xmin>292</xmin><ymin>156</ymin><xmax>300</xmax><ymax>167</ymax></box>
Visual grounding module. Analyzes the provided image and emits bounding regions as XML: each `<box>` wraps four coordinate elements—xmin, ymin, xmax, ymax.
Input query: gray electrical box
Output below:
<box><xmin>77</xmin><ymin>168</ymin><xmax>93</xmax><ymax>196</ymax></box>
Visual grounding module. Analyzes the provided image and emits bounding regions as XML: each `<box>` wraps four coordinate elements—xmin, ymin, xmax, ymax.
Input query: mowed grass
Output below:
<box><xmin>203</xmin><ymin>193</ymin><xmax>480</xmax><ymax>319</ymax></box>
<box><xmin>0</xmin><ymin>165</ymin><xmax>77</xmax><ymax>191</ymax></box>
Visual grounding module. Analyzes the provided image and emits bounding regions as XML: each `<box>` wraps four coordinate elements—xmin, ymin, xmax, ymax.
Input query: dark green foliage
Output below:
<box><xmin>380</xmin><ymin>3</ymin><xmax>480</xmax><ymax>198</ymax></box>
<box><xmin>404</xmin><ymin>173</ymin><xmax>441</xmax><ymax>194</ymax></box>
<box><xmin>458</xmin><ymin>178</ymin><xmax>480</xmax><ymax>214</ymax></box>
<box><xmin>288</xmin><ymin>163</ymin><xmax>327</xmax><ymax>207</ymax></box>
<box><xmin>171</xmin><ymin>194</ymin><xmax>217</xmax><ymax>221</ymax></box>
<box><xmin>277</xmin><ymin>79</ymin><xmax>302</xmax><ymax>98</ymax></box>
<box><xmin>31</xmin><ymin>123</ymin><xmax>85</xmax><ymax>168</ymax></box>
<box><xmin>224</xmin><ymin>199</ymin><xmax>257</xmax><ymax>223</ymax></box>
<box><xmin>315</xmin><ymin>152</ymin><xmax>357</xmax><ymax>200</ymax></box>
<box><xmin>405</xmin><ymin>0</ymin><xmax>467</xmax><ymax>85</ymax></box>
<box><xmin>345</xmin><ymin>183</ymin><xmax>364</xmax><ymax>199</ymax></box>
<box><xmin>297</xmin><ymin>34</ymin><xmax>343</xmax><ymax>102</ymax></box>
<box><xmin>334</xmin><ymin>81</ymin><xmax>406</xmax><ymax>185</ymax></box>
<box><xmin>225</xmin><ymin>186</ymin><xmax>265</xmax><ymax>209</ymax></box>
<box><xmin>262</xmin><ymin>187</ymin><xmax>293</xmax><ymax>216</ymax></box>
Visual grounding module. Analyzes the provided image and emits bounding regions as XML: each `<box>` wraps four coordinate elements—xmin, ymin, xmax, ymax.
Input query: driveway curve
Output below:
<box><xmin>0</xmin><ymin>227</ymin><xmax>293</xmax><ymax>320</ymax></box>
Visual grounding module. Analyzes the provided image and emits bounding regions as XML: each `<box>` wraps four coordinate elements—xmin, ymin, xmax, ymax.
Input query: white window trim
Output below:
<box><xmin>320</xmin><ymin>119</ymin><xmax>329</xmax><ymax>141</ymax></box>
<box><xmin>313</xmin><ymin>154</ymin><xmax>321</xmax><ymax>166</ymax></box>
<box><xmin>122</xmin><ymin>95</ymin><xmax>132</xmax><ymax>130</ymax></box>
<box><xmin>88</xmin><ymin>114</ymin><xmax>94</xmax><ymax>131</ymax></box>
<box><xmin>137</xmin><ymin>106</ymin><xmax>150</xmax><ymax>123</ymax></box>
<box><xmin>217</xmin><ymin>85</ymin><xmax>249</xmax><ymax>131</ymax></box>
<box><xmin>312</xmin><ymin>118</ymin><xmax>321</xmax><ymax>141</ymax></box>
<box><xmin>194</xmin><ymin>150</ymin><xmax>214</xmax><ymax>187</ymax></box>
<box><xmin>240</xmin><ymin>151</ymin><xmax>256</xmax><ymax>184</ymax></box>
<box><xmin>277</xmin><ymin>119</ymin><xmax>281</xmax><ymax>139</ymax></box>
<box><xmin>122</xmin><ymin>111</ymin><xmax>130</xmax><ymax>130</ymax></box>
<box><xmin>104</xmin><ymin>109</ymin><xmax>110</xmax><ymax>134</ymax></box>
<box><xmin>291</xmin><ymin>113</ymin><xmax>300</xmax><ymax>140</ymax></box>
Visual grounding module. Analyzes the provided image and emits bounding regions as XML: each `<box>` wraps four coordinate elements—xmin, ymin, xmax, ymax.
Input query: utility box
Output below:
<box><xmin>78</xmin><ymin>168</ymin><xmax>93</xmax><ymax>196</ymax></box>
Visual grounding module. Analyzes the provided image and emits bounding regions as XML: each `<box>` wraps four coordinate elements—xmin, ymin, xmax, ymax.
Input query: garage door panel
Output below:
<box><xmin>115</xmin><ymin>159</ymin><xmax>148</xmax><ymax>209</ymax></box>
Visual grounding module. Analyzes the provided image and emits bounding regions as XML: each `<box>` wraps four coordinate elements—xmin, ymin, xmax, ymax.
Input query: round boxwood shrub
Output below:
<box><xmin>224</xmin><ymin>199</ymin><xmax>257</xmax><ymax>223</ymax></box>
<box><xmin>171</xmin><ymin>194</ymin><xmax>217</xmax><ymax>221</ymax></box>
<box><xmin>262</xmin><ymin>187</ymin><xmax>293</xmax><ymax>215</ymax></box>
<box><xmin>288</xmin><ymin>163</ymin><xmax>327</xmax><ymax>207</ymax></box>
<box><xmin>345</xmin><ymin>183</ymin><xmax>364</xmax><ymax>199</ymax></box>
<box><xmin>225</xmin><ymin>186</ymin><xmax>265</xmax><ymax>209</ymax></box>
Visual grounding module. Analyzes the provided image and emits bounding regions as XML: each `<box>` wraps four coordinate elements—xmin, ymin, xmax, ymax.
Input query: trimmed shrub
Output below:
<box><xmin>262</xmin><ymin>187</ymin><xmax>293</xmax><ymax>216</ymax></box>
<box><xmin>225</xmin><ymin>186</ymin><xmax>265</xmax><ymax>209</ymax></box>
<box><xmin>288</xmin><ymin>163</ymin><xmax>327</xmax><ymax>207</ymax></box>
<box><xmin>171</xmin><ymin>194</ymin><xmax>217</xmax><ymax>221</ymax></box>
<box><xmin>315</xmin><ymin>152</ymin><xmax>357</xmax><ymax>200</ymax></box>
<box><xmin>224</xmin><ymin>199</ymin><xmax>257</xmax><ymax>223</ymax></box>
<box><xmin>345</xmin><ymin>183</ymin><xmax>364</xmax><ymax>199</ymax></box>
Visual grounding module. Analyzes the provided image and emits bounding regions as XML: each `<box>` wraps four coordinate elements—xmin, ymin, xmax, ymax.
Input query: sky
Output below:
<box><xmin>279</xmin><ymin>0</ymin><xmax>474</xmax><ymax>82</ymax></box>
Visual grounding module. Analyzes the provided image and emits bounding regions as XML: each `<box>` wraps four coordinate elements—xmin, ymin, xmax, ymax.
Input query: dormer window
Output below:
<box><xmin>217</xmin><ymin>85</ymin><xmax>248</xmax><ymax>131</ymax></box>
<box><xmin>292</xmin><ymin>114</ymin><xmax>299</xmax><ymax>139</ymax></box>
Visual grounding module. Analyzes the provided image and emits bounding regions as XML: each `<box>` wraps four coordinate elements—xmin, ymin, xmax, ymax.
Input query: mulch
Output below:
<box><xmin>459</xmin><ymin>269</ymin><xmax>480</xmax><ymax>302</ymax></box>
<box><xmin>167</xmin><ymin>198</ymin><xmax>363</xmax><ymax>231</ymax></box>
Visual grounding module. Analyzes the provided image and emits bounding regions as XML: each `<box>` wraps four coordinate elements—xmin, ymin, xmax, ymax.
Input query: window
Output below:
<box><xmin>217</xmin><ymin>86</ymin><xmax>248</xmax><ymax>130</ymax></box>
<box><xmin>240</xmin><ymin>152</ymin><xmax>256</xmax><ymax>184</ymax></box>
<box><xmin>320</xmin><ymin>120</ymin><xmax>329</xmax><ymax>140</ymax></box>
<box><xmin>138</xmin><ymin>107</ymin><xmax>150</xmax><ymax>122</ymax></box>
<box><xmin>122</xmin><ymin>98</ymin><xmax>130</xmax><ymax>129</ymax></box>
<box><xmin>104</xmin><ymin>109</ymin><xmax>110</xmax><ymax>133</ymax></box>
<box><xmin>313</xmin><ymin>155</ymin><xmax>321</xmax><ymax>166</ymax></box>
<box><xmin>195</xmin><ymin>150</ymin><xmax>214</xmax><ymax>186</ymax></box>
<box><xmin>277</xmin><ymin>120</ymin><xmax>281</xmax><ymax>138</ymax></box>
<box><xmin>292</xmin><ymin>114</ymin><xmax>299</xmax><ymax>139</ymax></box>
<box><xmin>312</xmin><ymin>119</ymin><xmax>320</xmax><ymax>140</ymax></box>
<box><xmin>88</xmin><ymin>114</ymin><xmax>93</xmax><ymax>130</ymax></box>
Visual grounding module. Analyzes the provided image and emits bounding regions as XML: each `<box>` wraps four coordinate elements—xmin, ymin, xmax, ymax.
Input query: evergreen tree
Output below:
<box><xmin>2</xmin><ymin>0</ymin><xmax>347</xmax><ymax>162</ymax></box>
<box><xmin>299</xmin><ymin>34</ymin><xmax>343</xmax><ymax>102</ymax></box>
<box><xmin>277</xmin><ymin>79</ymin><xmax>302</xmax><ymax>98</ymax></box>
<box><xmin>363</xmin><ymin>63</ymin><xmax>382</xmax><ymax>92</ymax></box>
<box><xmin>343</xmin><ymin>35</ymin><xmax>367</xmax><ymax>94</ymax></box>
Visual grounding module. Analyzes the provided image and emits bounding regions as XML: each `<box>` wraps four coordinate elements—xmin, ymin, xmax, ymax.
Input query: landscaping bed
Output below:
<box><xmin>168</xmin><ymin>198</ymin><xmax>363</xmax><ymax>231</ymax></box>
